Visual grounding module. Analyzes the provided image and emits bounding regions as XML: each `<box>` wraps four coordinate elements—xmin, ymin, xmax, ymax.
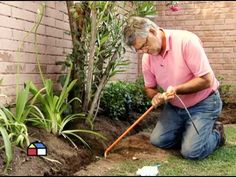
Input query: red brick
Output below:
<box><xmin>46</xmin><ymin>26</ymin><xmax>63</xmax><ymax>38</ymax></box>
<box><xmin>0</xmin><ymin>15</ymin><xmax>25</xmax><ymax>30</ymax></box>
<box><xmin>1</xmin><ymin>1</ymin><xmax>24</xmax><ymax>8</ymax></box>
<box><xmin>55</xmin><ymin>19</ymin><xmax>70</xmax><ymax>31</ymax></box>
<box><xmin>55</xmin><ymin>39</ymin><xmax>72</xmax><ymax>48</ymax></box>
<box><xmin>44</xmin><ymin>36</ymin><xmax>56</xmax><ymax>46</ymax></box>
<box><xmin>0</xmin><ymin>27</ymin><xmax>12</xmax><ymax>39</ymax></box>
<box><xmin>45</xmin><ymin>1</ymin><xmax>55</xmax><ymax>9</ymax></box>
<box><xmin>0</xmin><ymin>3</ymin><xmax>11</xmax><ymax>16</ymax></box>
<box><xmin>24</xmin><ymin>21</ymin><xmax>45</xmax><ymax>35</ymax></box>
<box><xmin>215</xmin><ymin>24</ymin><xmax>235</xmax><ymax>30</ymax></box>
<box><xmin>22</xmin><ymin>2</ymin><xmax>40</xmax><ymax>12</ymax></box>
<box><xmin>12</xmin><ymin>29</ymin><xmax>34</xmax><ymax>42</ymax></box>
<box><xmin>194</xmin><ymin>25</ymin><xmax>214</xmax><ymax>31</ymax></box>
<box><xmin>45</xmin><ymin>7</ymin><xmax>63</xmax><ymax>20</ymax></box>
<box><xmin>214</xmin><ymin>48</ymin><xmax>233</xmax><ymax>53</ymax></box>
<box><xmin>46</xmin><ymin>64</ymin><xmax>63</xmax><ymax>74</ymax></box>
<box><xmin>45</xmin><ymin>46</ymin><xmax>63</xmax><ymax>55</ymax></box>
<box><xmin>12</xmin><ymin>7</ymin><xmax>36</xmax><ymax>22</ymax></box>
<box><xmin>63</xmin><ymin>31</ymin><xmax>72</xmax><ymax>40</ymax></box>
<box><xmin>56</xmin><ymin>1</ymin><xmax>67</xmax><ymax>14</ymax></box>
<box><xmin>0</xmin><ymin>39</ymin><xmax>18</xmax><ymax>51</ymax></box>
<box><xmin>41</xmin><ymin>16</ymin><xmax>56</xmax><ymax>27</ymax></box>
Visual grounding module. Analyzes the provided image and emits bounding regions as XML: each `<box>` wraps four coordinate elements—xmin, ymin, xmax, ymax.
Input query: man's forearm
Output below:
<box><xmin>144</xmin><ymin>87</ymin><xmax>159</xmax><ymax>99</ymax></box>
<box><xmin>144</xmin><ymin>73</ymin><xmax>213</xmax><ymax>97</ymax></box>
<box><xmin>175</xmin><ymin>73</ymin><xmax>213</xmax><ymax>95</ymax></box>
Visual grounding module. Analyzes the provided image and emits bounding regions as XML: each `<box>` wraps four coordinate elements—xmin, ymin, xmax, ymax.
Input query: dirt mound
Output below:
<box><xmin>74</xmin><ymin>132</ymin><xmax>181</xmax><ymax>176</ymax></box>
<box><xmin>0</xmin><ymin>126</ymin><xmax>93</xmax><ymax>176</ymax></box>
<box><xmin>219</xmin><ymin>103</ymin><xmax>236</xmax><ymax>124</ymax></box>
<box><xmin>0</xmin><ymin>108</ymin><xmax>160</xmax><ymax>176</ymax></box>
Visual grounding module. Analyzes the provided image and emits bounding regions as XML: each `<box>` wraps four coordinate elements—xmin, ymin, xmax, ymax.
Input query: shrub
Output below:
<box><xmin>218</xmin><ymin>76</ymin><xmax>232</xmax><ymax>106</ymax></box>
<box><xmin>130</xmin><ymin>76</ymin><xmax>152</xmax><ymax>113</ymax></box>
<box><xmin>100</xmin><ymin>81</ymin><xmax>132</xmax><ymax>120</ymax></box>
<box><xmin>100</xmin><ymin>76</ymin><xmax>151</xmax><ymax>120</ymax></box>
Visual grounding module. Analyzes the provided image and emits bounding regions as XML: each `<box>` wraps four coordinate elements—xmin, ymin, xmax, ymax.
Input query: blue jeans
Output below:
<box><xmin>150</xmin><ymin>90</ymin><xmax>223</xmax><ymax>160</ymax></box>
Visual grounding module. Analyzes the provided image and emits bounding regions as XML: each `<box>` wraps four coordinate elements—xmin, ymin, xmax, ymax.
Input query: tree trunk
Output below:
<box><xmin>83</xmin><ymin>2</ymin><xmax>97</xmax><ymax>112</ymax></box>
<box><xmin>66</xmin><ymin>1</ymin><xmax>78</xmax><ymax>47</ymax></box>
<box><xmin>88</xmin><ymin>50</ymin><xmax>119</xmax><ymax>122</ymax></box>
<box><xmin>66</xmin><ymin>1</ymin><xmax>86</xmax><ymax>113</ymax></box>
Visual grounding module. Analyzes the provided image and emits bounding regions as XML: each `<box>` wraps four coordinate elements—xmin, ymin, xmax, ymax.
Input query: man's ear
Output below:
<box><xmin>149</xmin><ymin>27</ymin><xmax>157</xmax><ymax>36</ymax></box>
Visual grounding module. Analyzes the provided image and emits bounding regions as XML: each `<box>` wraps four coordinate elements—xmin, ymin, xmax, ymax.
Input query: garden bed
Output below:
<box><xmin>0</xmin><ymin>103</ymin><xmax>235</xmax><ymax>176</ymax></box>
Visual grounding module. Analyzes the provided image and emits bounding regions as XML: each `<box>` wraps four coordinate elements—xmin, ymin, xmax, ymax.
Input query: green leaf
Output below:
<box><xmin>0</xmin><ymin>109</ymin><xmax>10</xmax><ymax>127</ymax></box>
<box><xmin>63</xmin><ymin>129</ymin><xmax>107</xmax><ymax>140</ymax></box>
<box><xmin>56</xmin><ymin>79</ymin><xmax>77</xmax><ymax>110</ymax></box>
<box><xmin>62</xmin><ymin>132</ymin><xmax>90</xmax><ymax>150</ymax></box>
<box><xmin>15</xmin><ymin>84</ymin><xmax>30</xmax><ymax>122</ymax></box>
<box><xmin>100</xmin><ymin>34</ymin><xmax>109</xmax><ymax>46</ymax></box>
<box><xmin>0</xmin><ymin>126</ymin><xmax>13</xmax><ymax>173</ymax></box>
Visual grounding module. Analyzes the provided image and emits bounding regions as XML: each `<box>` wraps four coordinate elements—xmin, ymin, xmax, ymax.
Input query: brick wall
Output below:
<box><xmin>109</xmin><ymin>47</ymin><xmax>139</xmax><ymax>82</ymax></box>
<box><xmin>0</xmin><ymin>1</ymin><xmax>72</xmax><ymax>104</ymax></box>
<box><xmin>0</xmin><ymin>1</ymin><xmax>139</xmax><ymax>105</ymax></box>
<box><xmin>1</xmin><ymin>1</ymin><xmax>235</xmax><ymax>104</ymax></box>
<box><xmin>152</xmin><ymin>1</ymin><xmax>236</xmax><ymax>86</ymax></box>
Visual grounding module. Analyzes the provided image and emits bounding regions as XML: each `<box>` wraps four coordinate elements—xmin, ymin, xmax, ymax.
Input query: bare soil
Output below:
<box><xmin>0</xmin><ymin>103</ymin><xmax>235</xmax><ymax>176</ymax></box>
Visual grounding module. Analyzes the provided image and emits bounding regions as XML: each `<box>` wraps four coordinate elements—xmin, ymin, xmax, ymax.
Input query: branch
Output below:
<box><xmin>88</xmin><ymin>49</ymin><xmax>119</xmax><ymax>120</ymax></box>
<box><xmin>66</xmin><ymin>1</ymin><xmax>78</xmax><ymax>47</ymax></box>
<box><xmin>83</xmin><ymin>2</ymin><xmax>97</xmax><ymax>112</ymax></box>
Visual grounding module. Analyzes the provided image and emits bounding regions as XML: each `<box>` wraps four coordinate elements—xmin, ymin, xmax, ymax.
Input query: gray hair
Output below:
<box><xmin>123</xmin><ymin>16</ymin><xmax>159</xmax><ymax>47</ymax></box>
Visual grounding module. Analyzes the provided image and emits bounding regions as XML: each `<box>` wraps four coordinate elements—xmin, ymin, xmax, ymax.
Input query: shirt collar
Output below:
<box><xmin>159</xmin><ymin>28</ymin><xmax>172</xmax><ymax>58</ymax></box>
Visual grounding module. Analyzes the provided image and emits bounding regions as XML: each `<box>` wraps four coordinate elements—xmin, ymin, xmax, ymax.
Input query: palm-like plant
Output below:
<box><xmin>0</xmin><ymin>116</ymin><xmax>12</xmax><ymax>174</ymax></box>
<box><xmin>1</xmin><ymin>84</ymin><xmax>32</xmax><ymax>147</ymax></box>
<box><xmin>27</xmin><ymin>61</ymin><xmax>106</xmax><ymax>149</ymax></box>
<box><xmin>0</xmin><ymin>82</ymin><xmax>41</xmax><ymax>149</ymax></box>
<box><xmin>17</xmin><ymin>3</ymin><xmax>105</xmax><ymax>149</ymax></box>
<box><xmin>0</xmin><ymin>85</ymin><xmax>35</xmax><ymax>174</ymax></box>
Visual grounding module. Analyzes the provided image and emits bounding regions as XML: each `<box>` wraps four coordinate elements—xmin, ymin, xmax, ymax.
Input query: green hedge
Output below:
<box><xmin>100</xmin><ymin>77</ymin><xmax>151</xmax><ymax>120</ymax></box>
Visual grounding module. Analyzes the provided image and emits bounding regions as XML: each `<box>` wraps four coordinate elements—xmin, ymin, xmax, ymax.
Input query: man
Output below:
<box><xmin>123</xmin><ymin>16</ymin><xmax>225</xmax><ymax>160</ymax></box>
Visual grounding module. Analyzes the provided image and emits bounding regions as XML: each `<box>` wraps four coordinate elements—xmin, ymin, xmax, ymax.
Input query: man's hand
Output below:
<box><xmin>151</xmin><ymin>86</ymin><xmax>176</xmax><ymax>108</ymax></box>
<box><xmin>151</xmin><ymin>93</ymin><xmax>165</xmax><ymax>108</ymax></box>
<box><xmin>165</xmin><ymin>86</ymin><xmax>176</xmax><ymax>98</ymax></box>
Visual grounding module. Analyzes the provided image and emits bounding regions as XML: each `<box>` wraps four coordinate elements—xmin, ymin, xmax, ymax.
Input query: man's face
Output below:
<box><xmin>133</xmin><ymin>28</ymin><xmax>163</xmax><ymax>56</ymax></box>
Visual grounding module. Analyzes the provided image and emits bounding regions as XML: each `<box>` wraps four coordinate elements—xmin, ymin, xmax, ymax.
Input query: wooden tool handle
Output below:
<box><xmin>104</xmin><ymin>105</ymin><xmax>154</xmax><ymax>158</ymax></box>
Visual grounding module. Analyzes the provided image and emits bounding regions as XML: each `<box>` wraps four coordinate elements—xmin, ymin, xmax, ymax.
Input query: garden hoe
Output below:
<box><xmin>104</xmin><ymin>92</ymin><xmax>176</xmax><ymax>158</ymax></box>
<box><xmin>104</xmin><ymin>104</ymin><xmax>154</xmax><ymax>158</ymax></box>
<box><xmin>104</xmin><ymin>92</ymin><xmax>199</xmax><ymax>158</ymax></box>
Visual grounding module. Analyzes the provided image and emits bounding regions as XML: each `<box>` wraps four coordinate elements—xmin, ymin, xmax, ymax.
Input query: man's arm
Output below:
<box><xmin>145</xmin><ymin>73</ymin><xmax>213</xmax><ymax>98</ymax></box>
<box><xmin>144</xmin><ymin>87</ymin><xmax>167</xmax><ymax>108</ymax></box>
<box><xmin>145</xmin><ymin>72</ymin><xmax>213</xmax><ymax>107</ymax></box>
<box><xmin>144</xmin><ymin>87</ymin><xmax>159</xmax><ymax>99</ymax></box>
<box><xmin>174</xmin><ymin>72</ymin><xmax>213</xmax><ymax>95</ymax></box>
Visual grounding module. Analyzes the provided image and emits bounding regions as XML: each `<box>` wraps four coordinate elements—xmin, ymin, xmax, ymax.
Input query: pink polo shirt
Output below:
<box><xmin>142</xmin><ymin>29</ymin><xmax>219</xmax><ymax>108</ymax></box>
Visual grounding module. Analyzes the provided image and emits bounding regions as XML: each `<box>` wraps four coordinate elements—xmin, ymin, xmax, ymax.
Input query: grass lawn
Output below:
<box><xmin>105</xmin><ymin>125</ymin><xmax>236</xmax><ymax>176</ymax></box>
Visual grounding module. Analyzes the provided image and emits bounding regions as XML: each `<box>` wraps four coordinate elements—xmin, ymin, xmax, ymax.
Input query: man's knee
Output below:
<box><xmin>180</xmin><ymin>146</ymin><xmax>206</xmax><ymax>160</ymax></box>
<box><xmin>150</xmin><ymin>133</ymin><xmax>174</xmax><ymax>148</ymax></box>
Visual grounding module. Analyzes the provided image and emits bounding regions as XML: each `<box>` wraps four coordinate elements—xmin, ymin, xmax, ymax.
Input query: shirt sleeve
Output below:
<box><xmin>184</xmin><ymin>35</ymin><xmax>213</xmax><ymax>77</ymax></box>
<box><xmin>142</xmin><ymin>54</ymin><xmax>157</xmax><ymax>88</ymax></box>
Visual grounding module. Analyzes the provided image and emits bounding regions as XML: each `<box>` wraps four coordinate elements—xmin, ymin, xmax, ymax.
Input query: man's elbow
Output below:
<box><xmin>144</xmin><ymin>87</ymin><xmax>151</xmax><ymax>98</ymax></box>
<box><xmin>144</xmin><ymin>87</ymin><xmax>157</xmax><ymax>99</ymax></box>
<box><xmin>203</xmin><ymin>73</ymin><xmax>214</xmax><ymax>88</ymax></box>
